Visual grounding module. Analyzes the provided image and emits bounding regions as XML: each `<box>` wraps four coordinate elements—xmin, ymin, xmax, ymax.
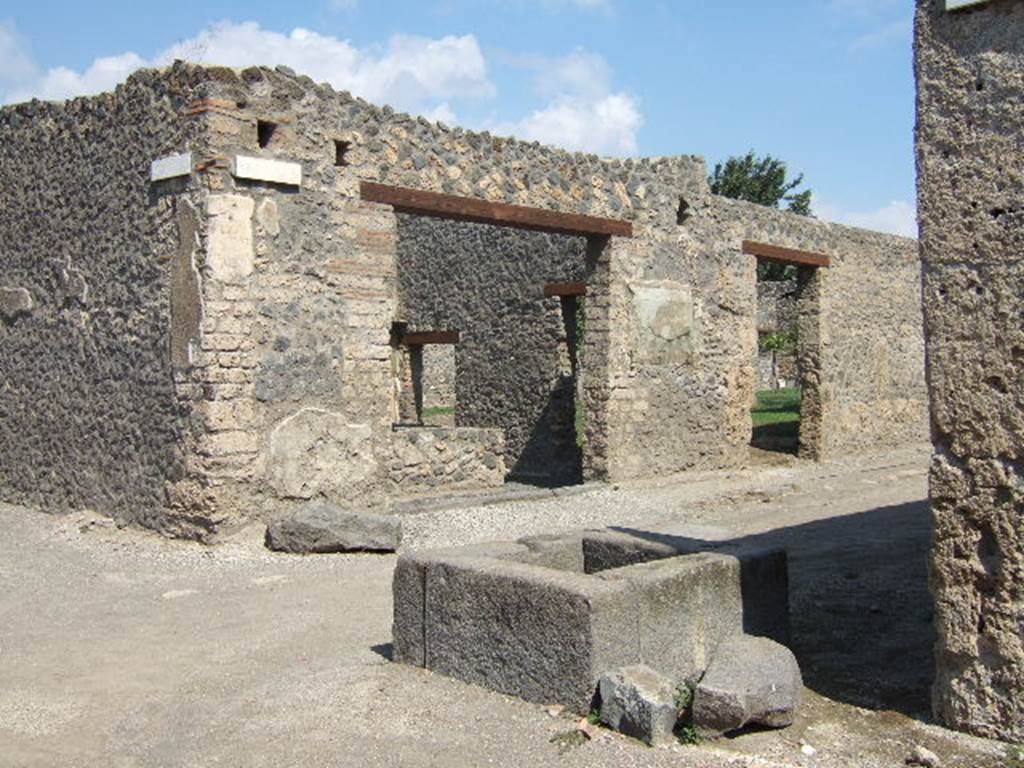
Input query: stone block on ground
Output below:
<box><xmin>423</xmin><ymin>556</ymin><xmax>638</xmax><ymax>712</ymax></box>
<box><xmin>265</xmin><ymin>502</ymin><xmax>401</xmax><ymax>554</ymax></box>
<box><xmin>692</xmin><ymin>634</ymin><xmax>802</xmax><ymax>736</ymax></box>
<box><xmin>598</xmin><ymin>664</ymin><xmax>678</xmax><ymax>746</ymax></box>
<box><xmin>599</xmin><ymin>552</ymin><xmax>743</xmax><ymax>684</ymax></box>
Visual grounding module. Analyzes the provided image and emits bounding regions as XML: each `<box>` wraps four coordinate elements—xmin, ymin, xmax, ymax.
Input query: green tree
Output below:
<box><xmin>710</xmin><ymin>151</ymin><xmax>813</xmax><ymax>279</ymax></box>
<box><xmin>709</xmin><ymin>151</ymin><xmax>813</xmax><ymax>215</ymax></box>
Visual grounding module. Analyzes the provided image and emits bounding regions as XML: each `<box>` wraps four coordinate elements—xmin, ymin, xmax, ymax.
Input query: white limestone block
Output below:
<box><xmin>150</xmin><ymin>152</ymin><xmax>192</xmax><ymax>182</ymax></box>
<box><xmin>233</xmin><ymin>155</ymin><xmax>302</xmax><ymax>187</ymax></box>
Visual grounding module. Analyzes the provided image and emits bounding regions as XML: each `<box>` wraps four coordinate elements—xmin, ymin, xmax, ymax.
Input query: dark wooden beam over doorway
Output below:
<box><xmin>402</xmin><ymin>330</ymin><xmax>460</xmax><ymax>346</ymax></box>
<box><xmin>361</xmin><ymin>181</ymin><xmax>633</xmax><ymax>238</ymax></box>
<box><xmin>742</xmin><ymin>240</ymin><xmax>831</xmax><ymax>268</ymax></box>
<box><xmin>543</xmin><ymin>282</ymin><xmax>587</xmax><ymax>298</ymax></box>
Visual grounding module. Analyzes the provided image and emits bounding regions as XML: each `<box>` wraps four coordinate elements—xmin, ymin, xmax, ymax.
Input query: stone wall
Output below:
<box><xmin>396</xmin><ymin>215</ymin><xmax>588</xmax><ymax>484</ymax></box>
<box><xmin>757</xmin><ymin>279</ymin><xmax>798</xmax><ymax>334</ymax></box>
<box><xmin>915</xmin><ymin>0</ymin><xmax>1024</xmax><ymax>742</ymax></box>
<box><xmin>0</xmin><ymin>67</ymin><xmax>209</xmax><ymax>537</ymax></box>
<box><xmin>387</xmin><ymin>426</ymin><xmax>505</xmax><ymax>495</ymax></box>
<box><xmin>0</xmin><ymin>62</ymin><xmax>930</xmax><ymax>538</ymax></box>
<box><xmin>686</xmin><ymin>195</ymin><xmax>928</xmax><ymax>460</ymax></box>
<box><xmin>756</xmin><ymin>279</ymin><xmax>799</xmax><ymax>390</ymax></box>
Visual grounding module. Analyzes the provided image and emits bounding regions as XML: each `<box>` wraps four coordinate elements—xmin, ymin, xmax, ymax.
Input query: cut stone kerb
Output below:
<box><xmin>392</xmin><ymin>530</ymin><xmax>788</xmax><ymax>712</ymax></box>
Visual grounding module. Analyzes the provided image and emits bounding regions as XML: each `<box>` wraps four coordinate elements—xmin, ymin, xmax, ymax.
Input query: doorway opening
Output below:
<box><xmin>744</xmin><ymin>240</ymin><xmax>827</xmax><ymax>460</ymax></box>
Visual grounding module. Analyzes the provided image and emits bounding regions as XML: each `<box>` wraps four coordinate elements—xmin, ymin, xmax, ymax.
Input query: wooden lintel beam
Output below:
<box><xmin>361</xmin><ymin>181</ymin><xmax>633</xmax><ymax>238</ymax></box>
<box><xmin>544</xmin><ymin>282</ymin><xmax>587</xmax><ymax>298</ymax></box>
<box><xmin>402</xmin><ymin>330</ymin><xmax>460</xmax><ymax>346</ymax></box>
<box><xmin>742</xmin><ymin>240</ymin><xmax>830</xmax><ymax>268</ymax></box>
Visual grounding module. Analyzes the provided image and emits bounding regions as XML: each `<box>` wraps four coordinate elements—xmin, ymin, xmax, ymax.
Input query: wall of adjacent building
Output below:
<box><xmin>0</xmin><ymin>62</ymin><xmax>931</xmax><ymax>540</ymax></box>
<box><xmin>0</xmin><ymin>66</ymin><xmax>209</xmax><ymax>537</ymax></box>
<box><xmin>915</xmin><ymin>0</ymin><xmax>1024</xmax><ymax>742</ymax></box>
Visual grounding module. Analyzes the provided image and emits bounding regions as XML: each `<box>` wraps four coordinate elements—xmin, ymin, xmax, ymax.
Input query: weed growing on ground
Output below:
<box><xmin>587</xmin><ymin>706</ymin><xmax>602</xmax><ymax>726</ymax></box>
<box><xmin>673</xmin><ymin>683</ymin><xmax>702</xmax><ymax>745</ymax></box>
<box><xmin>549</xmin><ymin>731</ymin><xmax>587</xmax><ymax>754</ymax></box>
<box><xmin>1006</xmin><ymin>745</ymin><xmax>1024</xmax><ymax>768</ymax></box>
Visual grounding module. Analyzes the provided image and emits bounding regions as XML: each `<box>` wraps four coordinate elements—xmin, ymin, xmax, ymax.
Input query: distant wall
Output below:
<box><xmin>916</xmin><ymin>0</ymin><xmax>1024</xmax><ymax>742</ymax></box>
<box><xmin>397</xmin><ymin>215</ymin><xmax>589</xmax><ymax>484</ymax></box>
<box><xmin>0</xmin><ymin>69</ymin><xmax>204</xmax><ymax>536</ymax></box>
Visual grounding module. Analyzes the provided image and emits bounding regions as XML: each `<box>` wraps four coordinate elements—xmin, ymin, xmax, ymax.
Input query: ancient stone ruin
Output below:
<box><xmin>0</xmin><ymin>62</ymin><xmax>928</xmax><ymax>541</ymax></box>
<box><xmin>915</xmin><ymin>0</ymin><xmax>1024</xmax><ymax>743</ymax></box>
<box><xmin>392</xmin><ymin>526</ymin><xmax>797</xmax><ymax>738</ymax></box>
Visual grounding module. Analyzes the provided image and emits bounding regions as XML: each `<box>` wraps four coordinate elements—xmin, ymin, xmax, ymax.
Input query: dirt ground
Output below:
<box><xmin>0</xmin><ymin>445</ymin><xmax>1015</xmax><ymax>768</ymax></box>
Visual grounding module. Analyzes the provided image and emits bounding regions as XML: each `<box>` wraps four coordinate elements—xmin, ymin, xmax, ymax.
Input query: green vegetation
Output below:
<box><xmin>751</xmin><ymin>387</ymin><xmax>801</xmax><ymax>452</ymax></box>
<box><xmin>587</xmin><ymin>706</ymin><xmax>602</xmax><ymax>726</ymax></box>
<box><xmin>710</xmin><ymin>150</ymin><xmax>812</xmax><ymax>280</ymax></box>
<box><xmin>710</xmin><ymin>151</ymin><xmax>812</xmax><ymax>216</ymax></box>
<box><xmin>1006</xmin><ymin>746</ymin><xmax>1024</xmax><ymax>768</ymax></box>
<box><xmin>758</xmin><ymin>329</ymin><xmax>797</xmax><ymax>354</ymax></box>
<box><xmin>751</xmin><ymin>388</ymin><xmax>801</xmax><ymax>429</ymax></box>
<box><xmin>673</xmin><ymin>683</ymin><xmax>701</xmax><ymax>746</ymax></box>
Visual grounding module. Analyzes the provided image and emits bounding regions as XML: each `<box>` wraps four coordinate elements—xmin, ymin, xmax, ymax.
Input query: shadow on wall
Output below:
<box><xmin>508</xmin><ymin>374</ymin><xmax>582</xmax><ymax>487</ymax></box>
<box><xmin>611</xmin><ymin>499</ymin><xmax>934</xmax><ymax>719</ymax></box>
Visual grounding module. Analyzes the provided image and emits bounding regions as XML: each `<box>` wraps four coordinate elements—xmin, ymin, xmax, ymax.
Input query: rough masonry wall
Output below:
<box><xmin>0</xmin><ymin>69</ymin><xmax>205</xmax><ymax>535</ymax></box>
<box><xmin>686</xmin><ymin>196</ymin><xmax>927</xmax><ymax>460</ymax></box>
<box><xmin>397</xmin><ymin>215</ymin><xmax>589</xmax><ymax>484</ymax></box>
<box><xmin>915</xmin><ymin>0</ymin><xmax>1024</xmax><ymax>742</ymax></box>
<box><xmin>183</xmin><ymin>63</ymin><xmax>713</xmax><ymax>496</ymax></box>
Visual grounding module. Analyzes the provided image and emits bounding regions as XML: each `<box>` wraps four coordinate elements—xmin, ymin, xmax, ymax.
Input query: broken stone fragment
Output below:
<box><xmin>906</xmin><ymin>745</ymin><xmax>942</xmax><ymax>768</ymax></box>
<box><xmin>598</xmin><ymin>664</ymin><xmax>678</xmax><ymax>746</ymax></box>
<box><xmin>0</xmin><ymin>286</ymin><xmax>33</xmax><ymax>320</ymax></box>
<box><xmin>692</xmin><ymin>634</ymin><xmax>802</xmax><ymax>736</ymax></box>
<box><xmin>265</xmin><ymin>502</ymin><xmax>401</xmax><ymax>554</ymax></box>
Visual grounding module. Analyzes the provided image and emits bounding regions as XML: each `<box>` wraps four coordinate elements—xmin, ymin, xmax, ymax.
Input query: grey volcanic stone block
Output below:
<box><xmin>600</xmin><ymin>552</ymin><xmax>743</xmax><ymax>684</ymax></box>
<box><xmin>424</xmin><ymin>557</ymin><xmax>637</xmax><ymax>712</ymax></box>
<box><xmin>265</xmin><ymin>503</ymin><xmax>401</xmax><ymax>554</ymax></box>
<box><xmin>583</xmin><ymin>528</ymin><xmax>790</xmax><ymax>644</ymax></box>
<box><xmin>692</xmin><ymin>635</ymin><xmax>802</xmax><ymax>736</ymax></box>
<box><xmin>392</xmin><ymin>542</ymin><xmax>528</xmax><ymax>666</ymax></box>
<box><xmin>392</xmin><ymin>531</ymin><xmax>791</xmax><ymax>714</ymax></box>
<box><xmin>599</xmin><ymin>665</ymin><xmax>678</xmax><ymax>746</ymax></box>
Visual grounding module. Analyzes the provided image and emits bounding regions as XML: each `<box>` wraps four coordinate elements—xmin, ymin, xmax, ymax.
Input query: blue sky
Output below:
<box><xmin>0</xmin><ymin>0</ymin><xmax>916</xmax><ymax>235</ymax></box>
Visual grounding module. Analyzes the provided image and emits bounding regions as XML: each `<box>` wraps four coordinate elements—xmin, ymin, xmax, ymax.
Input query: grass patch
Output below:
<box><xmin>751</xmin><ymin>387</ymin><xmax>801</xmax><ymax>426</ymax></box>
<box><xmin>751</xmin><ymin>387</ymin><xmax>801</xmax><ymax>452</ymax></box>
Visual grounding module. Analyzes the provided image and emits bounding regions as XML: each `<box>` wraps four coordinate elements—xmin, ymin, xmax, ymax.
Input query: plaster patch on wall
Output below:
<box><xmin>170</xmin><ymin>199</ymin><xmax>203</xmax><ymax>368</ymax></box>
<box><xmin>207</xmin><ymin>194</ymin><xmax>255</xmax><ymax>283</ymax></box>
<box><xmin>631</xmin><ymin>280</ymin><xmax>695</xmax><ymax>364</ymax></box>
<box><xmin>267</xmin><ymin>408</ymin><xmax>377</xmax><ymax>499</ymax></box>
<box><xmin>256</xmin><ymin>198</ymin><xmax>280</xmax><ymax>238</ymax></box>
<box><xmin>0</xmin><ymin>287</ymin><xmax>33</xmax><ymax>321</ymax></box>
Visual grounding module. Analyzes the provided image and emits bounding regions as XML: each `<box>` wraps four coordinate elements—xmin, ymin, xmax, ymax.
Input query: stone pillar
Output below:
<box><xmin>915</xmin><ymin>0</ymin><xmax>1024</xmax><ymax>743</ymax></box>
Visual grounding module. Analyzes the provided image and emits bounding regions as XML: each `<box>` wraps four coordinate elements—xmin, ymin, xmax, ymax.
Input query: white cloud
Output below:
<box><xmin>2</xmin><ymin>21</ymin><xmax>493</xmax><ymax>114</ymax></box>
<box><xmin>0</xmin><ymin>20</ymin><xmax>642</xmax><ymax>156</ymax></box>
<box><xmin>491</xmin><ymin>48</ymin><xmax>641</xmax><ymax>156</ymax></box>
<box><xmin>814</xmin><ymin>199</ymin><xmax>918</xmax><ymax>238</ymax></box>
<box><xmin>506</xmin><ymin>93</ymin><xmax>641</xmax><ymax>155</ymax></box>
